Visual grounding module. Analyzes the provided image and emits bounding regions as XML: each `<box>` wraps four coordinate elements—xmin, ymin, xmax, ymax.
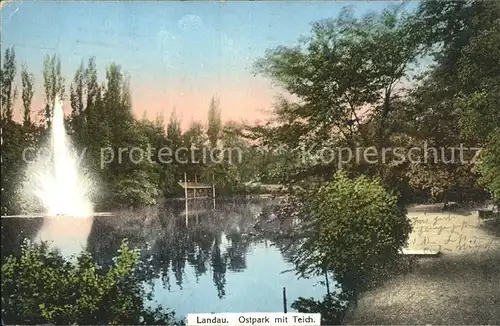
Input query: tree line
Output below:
<box><xmin>249</xmin><ymin>1</ymin><xmax>500</xmax><ymax>207</ymax></box>
<box><xmin>0</xmin><ymin>54</ymin><xmax>284</xmax><ymax>215</ymax></box>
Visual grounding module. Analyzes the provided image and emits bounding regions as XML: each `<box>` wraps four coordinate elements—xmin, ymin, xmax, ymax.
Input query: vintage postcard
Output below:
<box><xmin>1</xmin><ymin>1</ymin><xmax>499</xmax><ymax>325</ymax></box>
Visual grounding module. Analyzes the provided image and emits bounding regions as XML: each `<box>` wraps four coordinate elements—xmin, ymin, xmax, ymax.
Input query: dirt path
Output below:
<box><xmin>345</xmin><ymin>206</ymin><xmax>500</xmax><ymax>324</ymax></box>
<box><xmin>405</xmin><ymin>206</ymin><xmax>500</xmax><ymax>254</ymax></box>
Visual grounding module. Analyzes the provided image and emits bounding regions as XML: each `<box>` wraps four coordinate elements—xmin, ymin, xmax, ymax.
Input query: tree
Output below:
<box><xmin>256</xmin><ymin>5</ymin><xmax>423</xmax><ymax>144</ymax></box>
<box><xmin>414</xmin><ymin>0</ymin><xmax>500</xmax><ymax>84</ymax></box>
<box><xmin>85</xmin><ymin>57</ymin><xmax>100</xmax><ymax>115</ymax></box>
<box><xmin>166</xmin><ymin>109</ymin><xmax>182</xmax><ymax>150</ymax></box>
<box><xmin>455</xmin><ymin>19</ymin><xmax>500</xmax><ymax>145</ymax></box>
<box><xmin>162</xmin><ymin>109</ymin><xmax>183</xmax><ymax>196</ymax></box>
<box><xmin>0</xmin><ymin>48</ymin><xmax>24</xmax><ymax>215</ymax></box>
<box><xmin>183</xmin><ymin>121</ymin><xmax>206</xmax><ymax>179</ymax></box>
<box><xmin>409</xmin><ymin>1</ymin><xmax>500</xmax><ymax>145</ymax></box>
<box><xmin>104</xmin><ymin>64</ymin><xmax>134</xmax><ymax>148</ymax></box>
<box><xmin>1</xmin><ymin>47</ymin><xmax>17</xmax><ymax>121</ymax></box>
<box><xmin>221</xmin><ymin>121</ymin><xmax>256</xmax><ymax>183</ymax></box>
<box><xmin>69</xmin><ymin>61</ymin><xmax>87</xmax><ymax>146</ymax></box>
<box><xmin>98</xmin><ymin>64</ymin><xmax>164</xmax><ymax>208</ymax></box>
<box><xmin>252</xmin><ymin>5</ymin><xmax>425</xmax><ymax>184</ymax></box>
<box><xmin>111</xmin><ymin>117</ymin><xmax>165</xmax><ymax>208</ymax></box>
<box><xmin>21</xmin><ymin>64</ymin><xmax>35</xmax><ymax>127</ymax></box>
<box><xmin>207</xmin><ymin>95</ymin><xmax>221</xmax><ymax>149</ymax></box>
<box><xmin>42</xmin><ymin>54</ymin><xmax>65</xmax><ymax>127</ymax></box>
<box><xmin>398</xmin><ymin>78</ymin><xmax>480</xmax><ymax>203</ymax></box>
<box><xmin>70</xmin><ymin>61</ymin><xmax>86</xmax><ymax>117</ymax></box>
<box><xmin>400</xmin><ymin>1</ymin><xmax>500</xmax><ymax>202</ymax></box>
<box><xmin>0</xmin><ymin>121</ymin><xmax>25</xmax><ymax>215</ymax></box>
<box><xmin>84</xmin><ymin>57</ymin><xmax>110</xmax><ymax>174</ymax></box>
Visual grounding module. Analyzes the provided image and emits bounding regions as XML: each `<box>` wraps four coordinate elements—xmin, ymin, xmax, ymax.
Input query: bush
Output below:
<box><xmin>290</xmin><ymin>170</ymin><xmax>412</xmax><ymax>295</ymax></box>
<box><xmin>291</xmin><ymin>291</ymin><xmax>351</xmax><ymax>325</ymax></box>
<box><xmin>1</xmin><ymin>239</ymin><xmax>181</xmax><ymax>325</ymax></box>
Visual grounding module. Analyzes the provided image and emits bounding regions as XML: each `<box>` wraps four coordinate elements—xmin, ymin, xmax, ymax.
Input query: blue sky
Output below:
<box><xmin>1</xmin><ymin>1</ymin><xmax>420</xmax><ymax>124</ymax></box>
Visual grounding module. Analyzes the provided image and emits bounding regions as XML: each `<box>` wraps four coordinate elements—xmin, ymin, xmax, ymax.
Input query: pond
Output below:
<box><xmin>1</xmin><ymin>198</ymin><xmax>328</xmax><ymax>320</ymax></box>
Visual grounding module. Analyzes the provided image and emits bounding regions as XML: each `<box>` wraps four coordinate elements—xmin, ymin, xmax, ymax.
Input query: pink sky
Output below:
<box><xmin>13</xmin><ymin>76</ymin><xmax>282</xmax><ymax>130</ymax></box>
<box><xmin>4</xmin><ymin>1</ymin><xmax>420</xmax><ymax>132</ymax></box>
<box><xmin>130</xmin><ymin>77</ymin><xmax>280</xmax><ymax>129</ymax></box>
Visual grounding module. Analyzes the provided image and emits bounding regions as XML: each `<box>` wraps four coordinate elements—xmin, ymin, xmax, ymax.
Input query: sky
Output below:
<box><xmin>1</xmin><ymin>0</ymin><xmax>419</xmax><ymax>129</ymax></box>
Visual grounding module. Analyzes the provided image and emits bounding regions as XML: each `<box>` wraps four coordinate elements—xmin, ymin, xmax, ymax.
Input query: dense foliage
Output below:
<box><xmin>0</xmin><ymin>54</ymin><xmax>280</xmax><ymax>215</ymax></box>
<box><xmin>279</xmin><ymin>171</ymin><xmax>411</xmax><ymax>298</ymax></box>
<box><xmin>250</xmin><ymin>1</ymin><xmax>500</xmax><ymax>204</ymax></box>
<box><xmin>1</xmin><ymin>239</ymin><xmax>182</xmax><ymax>325</ymax></box>
<box><xmin>291</xmin><ymin>292</ymin><xmax>351</xmax><ymax>325</ymax></box>
<box><xmin>250</xmin><ymin>0</ymin><xmax>500</xmax><ymax>323</ymax></box>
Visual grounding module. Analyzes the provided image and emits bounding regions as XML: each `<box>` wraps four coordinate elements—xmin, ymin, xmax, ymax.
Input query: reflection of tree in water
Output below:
<box><xmin>211</xmin><ymin>232</ymin><xmax>227</xmax><ymax>298</ymax></box>
<box><xmin>224</xmin><ymin>231</ymin><xmax>248</xmax><ymax>272</ymax></box>
<box><xmin>271</xmin><ymin>236</ymin><xmax>301</xmax><ymax>267</ymax></box>
<box><xmin>189</xmin><ymin>224</ymin><xmax>215</xmax><ymax>281</ymax></box>
<box><xmin>85</xmin><ymin>199</ymin><xmax>270</xmax><ymax>299</ymax></box>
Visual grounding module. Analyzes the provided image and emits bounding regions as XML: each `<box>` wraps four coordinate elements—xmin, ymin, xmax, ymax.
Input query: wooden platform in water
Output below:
<box><xmin>168</xmin><ymin>196</ymin><xmax>214</xmax><ymax>201</ymax></box>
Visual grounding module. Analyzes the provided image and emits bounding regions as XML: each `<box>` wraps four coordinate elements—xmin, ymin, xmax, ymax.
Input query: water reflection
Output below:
<box><xmin>86</xmin><ymin>199</ymin><xmax>266</xmax><ymax>296</ymax></box>
<box><xmin>1</xmin><ymin>198</ymin><xmax>326</xmax><ymax>316</ymax></box>
<box><xmin>35</xmin><ymin>216</ymin><xmax>94</xmax><ymax>257</ymax></box>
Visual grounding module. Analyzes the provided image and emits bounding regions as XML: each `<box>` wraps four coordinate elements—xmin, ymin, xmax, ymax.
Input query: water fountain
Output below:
<box><xmin>2</xmin><ymin>97</ymin><xmax>99</xmax><ymax>256</ymax></box>
<box><xmin>33</xmin><ymin>98</ymin><xmax>96</xmax><ymax>255</ymax></box>
<box><xmin>33</xmin><ymin>97</ymin><xmax>94</xmax><ymax>217</ymax></box>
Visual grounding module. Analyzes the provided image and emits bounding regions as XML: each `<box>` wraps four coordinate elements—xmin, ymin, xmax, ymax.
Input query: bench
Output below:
<box><xmin>478</xmin><ymin>209</ymin><xmax>494</xmax><ymax>220</ymax></box>
<box><xmin>443</xmin><ymin>202</ymin><xmax>459</xmax><ymax>210</ymax></box>
<box><xmin>400</xmin><ymin>249</ymin><xmax>442</xmax><ymax>257</ymax></box>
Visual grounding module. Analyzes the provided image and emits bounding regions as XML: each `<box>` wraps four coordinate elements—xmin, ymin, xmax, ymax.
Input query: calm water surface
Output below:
<box><xmin>1</xmin><ymin>198</ymin><xmax>327</xmax><ymax>319</ymax></box>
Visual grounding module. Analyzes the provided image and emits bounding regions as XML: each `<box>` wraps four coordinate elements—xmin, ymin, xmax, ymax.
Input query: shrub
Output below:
<box><xmin>1</xmin><ymin>239</ymin><xmax>181</xmax><ymax>325</ymax></box>
<box><xmin>289</xmin><ymin>170</ymin><xmax>412</xmax><ymax>296</ymax></box>
<box><xmin>291</xmin><ymin>291</ymin><xmax>352</xmax><ymax>325</ymax></box>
